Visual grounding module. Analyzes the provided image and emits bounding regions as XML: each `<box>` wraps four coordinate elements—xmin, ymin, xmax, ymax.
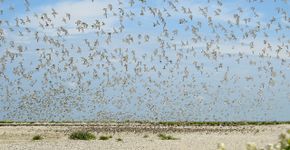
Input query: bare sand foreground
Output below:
<box><xmin>0</xmin><ymin>123</ymin><xmax>289</xmax><ymax>150</ymax></box>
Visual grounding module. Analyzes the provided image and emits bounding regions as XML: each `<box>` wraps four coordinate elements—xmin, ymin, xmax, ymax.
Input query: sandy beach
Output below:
<box><xmin>0</xmin><ymin>123</ymin><xmax>289</xmax><ymax>150</ymax></box>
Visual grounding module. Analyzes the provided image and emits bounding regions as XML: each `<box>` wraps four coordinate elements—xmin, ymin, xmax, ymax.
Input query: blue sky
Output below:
<box><xmin>0</xmin><ymin>0</ymin><xmax>289</xmax><ymax>122</ymax></box>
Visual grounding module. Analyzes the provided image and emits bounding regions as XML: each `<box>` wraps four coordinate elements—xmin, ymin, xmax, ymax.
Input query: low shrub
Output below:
<box><xmin>32</xmin><ymin>135</ymin><xmax>43</xmax><ymax>141</ymax></box>
<box><xmin>99</xmin><ymin>135</ymin><xmax>112</xmax><ymax>140</ymax></box>
<box><xmin>69</xmin><ymin>131</ymin><xmax>96</xmax><ymax>140</ymax></box>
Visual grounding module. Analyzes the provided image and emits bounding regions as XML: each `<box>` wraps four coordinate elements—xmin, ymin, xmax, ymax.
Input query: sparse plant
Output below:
<box><xmin>246</xmin><ymin>143</ymin><xmax>257</xmax><ymax>150</ymax></box>
<box><xmin>69</xmin><ymin>131</ymin><xmax>96</xmax><ymax>140</ymax></box>
<box><xmin>116</xmin><ymin>138</ymin><xmax>123</xmax><ymax>142</ymax></box>
<box><xmin>278</xmin><ymin>133</ymin><xmax>290</xmax><ymax>150</ymax></box>
<box><xmin>157</xmin><ymin>133</ymin><xmax>178</xmax><ymax>140</ymax></box>
<box><xmin>143</xmin><ymin>134</ymin><xmax>149</xmax><ymax>138</ymax></box>
<box><xmin>217</xmin><ymin>143</ymin><xmax>225</xmax><ymax>150</ymax></box>
<box><xmin>99</xmin><ymin>135</ymin><xmax>112</xmax><ymax>140</ymax></box>
<box><xmin>32</xmin><ymin>135</ymin><xmax>43</xmax><ymax>141</ymax></box>
<box><xmin>217</xmin><ymin>130</ymin><xmax>290</xmax><ymax>150</ymax></box>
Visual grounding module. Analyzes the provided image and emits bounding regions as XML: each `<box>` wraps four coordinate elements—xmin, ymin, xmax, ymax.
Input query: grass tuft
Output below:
<box><xmin>99</xmin><ymin>135</ymin><xmax>112</xmax><ymax>140</ymax></box>
<box><xmin>116</xmin><ymin>138</ymin><xmax>123</xmax><ymax>142</ymax></box>
<box><xmin>143</xmin><ymin>135</ymin><xmax>149</xmax><ymax>138</ymax></box>
<box><xmin>158</xmin><ymin>134</ymin><xmax>178</xmax><ymax>140</ymax></box>
<box><xmin>69</xmin><ymin>131</ymin><xmax>96</xmax><ymax>140</ymax></box>
<box><xmin>32</xmin><ymin>135</ymin><xmax>43</xmax><ymax>141</ymax></box>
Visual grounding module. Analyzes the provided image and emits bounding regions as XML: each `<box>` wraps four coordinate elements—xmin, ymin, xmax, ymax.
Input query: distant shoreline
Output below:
<box><xmin>1</xmin><ymin>121</ymin><xmax>290</xmax><ymax>127</ymax></box>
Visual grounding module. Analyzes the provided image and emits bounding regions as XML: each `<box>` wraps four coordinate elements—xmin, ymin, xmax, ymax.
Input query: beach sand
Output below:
<box><xmin>0</xmin><ymin>123</ymin><xmax>289</xmax><ymax>150</ymax></box>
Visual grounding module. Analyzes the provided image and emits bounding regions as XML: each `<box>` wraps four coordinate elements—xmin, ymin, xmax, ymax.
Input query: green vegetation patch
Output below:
<box><xmin>69</xmin><ymin>131</ymin><xmax>96</xmax><ymax>140</ymax></box>
<box><xmin>32</xmin><ymin>135</ymin><xmax>43</xmax><ymax>141</ymax></box>
<box><xmin>0</xmin><ymin>120</ymin><xmax>14</xmax><ymax>123</ymax></box>
<box><xmin>99</xmin><ymin>135</ymin><xmax>112</xmax><ymax>140</ymax></box>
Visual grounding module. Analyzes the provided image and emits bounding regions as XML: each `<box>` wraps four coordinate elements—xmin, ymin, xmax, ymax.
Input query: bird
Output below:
<box><xmin>0</xmin><ymin>0</ymin><xmax>288</xmax><ymax>123</ymax></box>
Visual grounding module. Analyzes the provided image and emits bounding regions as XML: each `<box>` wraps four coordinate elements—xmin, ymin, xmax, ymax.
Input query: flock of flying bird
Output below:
<box><xmin>0</xmin><ymin>0</ymin><xmax>289</xmax><ymax>122</ymax></box>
